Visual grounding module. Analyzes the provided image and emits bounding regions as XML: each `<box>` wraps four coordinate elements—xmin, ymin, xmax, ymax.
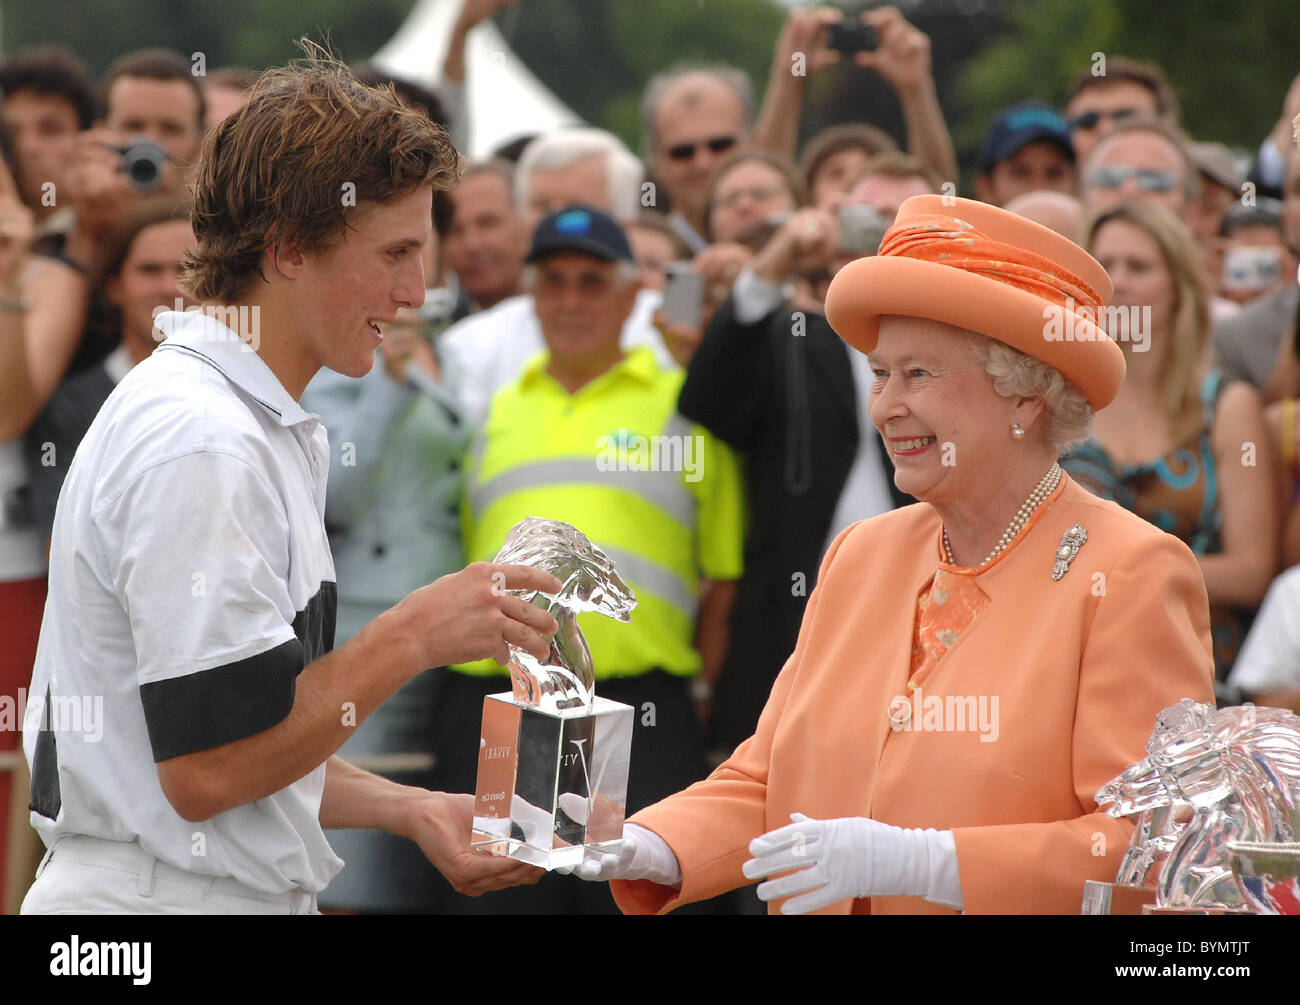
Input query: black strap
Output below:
<box><xmin>781</xmin><ymin>311</ymin><xmax>812</xmax><ymax>496</ymax></box>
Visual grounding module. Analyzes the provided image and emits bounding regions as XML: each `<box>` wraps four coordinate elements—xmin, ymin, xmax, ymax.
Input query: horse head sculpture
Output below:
<box><xmin>493</xmin><ymin>516</ymin><xmax>637</xmax><ymax>712</ymax></box>
<box><xmin>1097</xmin><ymin>699</ymin><xmax>1300</xmax><ymax>910</ymax></box>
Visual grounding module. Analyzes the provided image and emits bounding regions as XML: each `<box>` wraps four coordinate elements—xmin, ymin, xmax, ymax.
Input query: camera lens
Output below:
<box><xmin>120</xmin><ymin>141</ymin><xmax>167</xmax><ymax>194</ymax></box>
<box><xmin>129</xmin><ymin>158</ymin><xmax>159</xmax><ymax>188</ymax></box>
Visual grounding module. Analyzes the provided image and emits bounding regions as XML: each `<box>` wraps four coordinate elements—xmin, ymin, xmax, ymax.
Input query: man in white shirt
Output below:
<box><xmin>440</xmin><ymin>128</ymin><xmax>673</xmax><ymax>427</ymax></box>
<box><xmin>1226</xmin><ymin>565</ymin><xmax>1300</xmax><ymax>712</ymax></box>
<box><xmin>22</xmin><ymin>51</ymin><xmax>559</xmax><ymax>915</ymax></box>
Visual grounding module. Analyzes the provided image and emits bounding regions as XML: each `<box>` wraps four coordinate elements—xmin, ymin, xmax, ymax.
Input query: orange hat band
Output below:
<box><xmin>879</xmin><ymin>214</ymin><xmax>1104</xmax><ymax>316</ymax></box>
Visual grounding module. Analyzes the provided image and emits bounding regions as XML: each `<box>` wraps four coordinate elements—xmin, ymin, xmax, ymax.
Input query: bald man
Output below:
<box><xmin>1003</xmin><ymin>190</ymin><xmax>1087</xmax><ymax>246</ymax></box>
<box><xmin>642</xmin><ymin>68</ymin><xmax>752</xmax><ymax>251</ymax></box>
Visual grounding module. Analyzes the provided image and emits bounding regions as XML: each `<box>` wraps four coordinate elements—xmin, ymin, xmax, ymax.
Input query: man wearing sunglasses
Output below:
<box><xmin>642</xmin><ymin>66</ymin><xmax>752</xmax><ymax>254</ymax></box>
<box><xmin>1063</xmin><ymin>56</ymin><xmax>1179</xmax><ymax>163</ymax></box>
<box><xmin>1081</xmin><ymin>119</ymin><xmax>1199</xmax><ymax>221</ymax></box>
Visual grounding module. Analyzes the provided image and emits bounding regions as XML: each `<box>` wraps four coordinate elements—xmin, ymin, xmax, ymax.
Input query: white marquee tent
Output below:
<box><xmin>371</xmin><ymin>0</ymin><xmax>582</xmax><ymax>159</ymax></box>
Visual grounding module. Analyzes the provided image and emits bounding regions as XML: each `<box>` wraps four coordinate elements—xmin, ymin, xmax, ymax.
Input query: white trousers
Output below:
<box><xmin>21</xmin><ymin>834</ymin><xmax>319</xmax><ymax>915</ymax></box>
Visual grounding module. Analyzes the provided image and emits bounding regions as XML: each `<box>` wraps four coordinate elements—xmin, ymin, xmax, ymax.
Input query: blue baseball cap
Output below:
<box><xmin>526</xmin><ymin>205</ymin><xmax>633</xmax><ymax>263</ymax></box>
<box><xmin>977</xmin><ymin>101</ymin><xmax>1074</xmax><ymax>174</ymax></box>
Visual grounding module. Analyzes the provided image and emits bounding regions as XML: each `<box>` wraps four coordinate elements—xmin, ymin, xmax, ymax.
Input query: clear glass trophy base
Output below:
<box><xmin>1081</xmin><ymin>880</ymin><xmax>1156</xmax><ymax>915</ymax></box>
<box><xmin>471</xmin><ymin>691</ymin><xmax>635</xmax><ymax>870</ymax></box>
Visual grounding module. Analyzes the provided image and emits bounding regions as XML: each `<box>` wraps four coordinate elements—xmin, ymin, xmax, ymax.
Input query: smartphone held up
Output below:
<box><xmin>662</xmin><ymin>262</ymin><xmax>706</xmax><ymax>329</ymax></box>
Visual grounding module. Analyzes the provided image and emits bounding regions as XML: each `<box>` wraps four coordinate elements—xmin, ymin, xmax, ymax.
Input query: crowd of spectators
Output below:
<box><xmin>2</xmin><ymin>1</ymin><xmax>1299</xmax><ymax>915</ymax></box>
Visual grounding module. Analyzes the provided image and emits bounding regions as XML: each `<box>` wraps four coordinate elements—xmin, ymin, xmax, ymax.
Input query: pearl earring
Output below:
<box><xmin>1011</xmin><ymin>423</ymin><xmax>1026</xmax><ymax>440</ymax></box>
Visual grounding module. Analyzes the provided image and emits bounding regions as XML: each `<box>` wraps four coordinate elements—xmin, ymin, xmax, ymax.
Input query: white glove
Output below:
<box><xmin>557</xmin><ymin>792</ymin><xmax>589</xmax><ymax>826</ymax></box>
<box><xmin>508</xmin><ymin>794</ymin><xmax>557</xmax><ymax>848</ymax></box>
<box><xmin>743</xmin><ymin>812</ymin><xmax>961</xmax><ymax>914</ymax></box>
<box><xmin>555</xmin><ymin>823</ymin><xmax>682</xmax><ymax>886</ymax></box>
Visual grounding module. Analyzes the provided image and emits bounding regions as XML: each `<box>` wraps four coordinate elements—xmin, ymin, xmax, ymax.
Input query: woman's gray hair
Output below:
<box><xmin>966</xmin><ymin>333</ymin><xmax>1094</xmax><ymax>453</ymax></box>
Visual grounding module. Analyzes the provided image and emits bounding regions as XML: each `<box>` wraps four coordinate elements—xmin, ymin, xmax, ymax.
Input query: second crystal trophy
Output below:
<box><xmin>471</xmin><ymin>517</ymin><xmax>637</xmax><ymax>870</ymax></box>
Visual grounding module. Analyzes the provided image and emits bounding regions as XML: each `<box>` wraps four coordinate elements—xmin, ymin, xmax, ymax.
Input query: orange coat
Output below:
<box><xmin>610</xmin><ymin>475</ymin><xmax>1216</xmax><ymax>914</ymax></box>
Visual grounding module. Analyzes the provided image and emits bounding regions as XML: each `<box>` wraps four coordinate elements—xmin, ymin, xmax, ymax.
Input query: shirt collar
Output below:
<box><xmin>101</xmin><ymin>343</ymin><xmax>134</xmax><ymax>385</ymax></box>
<box><xmin>153</xmin><ymin>309</ymin><xmax>315</xmax><ymax>427</ymax></box>
<box><xmin>520</xmin><ymin>345</ymin><xmax>660</xmax><ymax>393</ymax></box>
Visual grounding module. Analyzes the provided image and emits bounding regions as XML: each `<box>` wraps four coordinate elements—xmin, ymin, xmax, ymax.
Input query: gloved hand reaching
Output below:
<box><xmin>555</xmin><ymin>823</ymin><xmax>681</xmax><ymax>886</ymax></box>
<box><xmin>743</xmin><ymin>812</ymin><xmax>960</xmax><ymax>914</ymax></box>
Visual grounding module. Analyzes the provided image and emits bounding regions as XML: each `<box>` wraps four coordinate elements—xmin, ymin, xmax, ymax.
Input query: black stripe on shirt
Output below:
<box><xmin>29</xmin><ymin>685</ymin><xmax>62</xmax><ymax>820</ymax></box>
<box><xmin>293</xmin><ymin>580</ymin><xmax>337</xmax><ymax>663</ymax></box>
<box><xmin>140</xmin><ymin>638</ymin><xmax>303</xmax><ymax>762</ymax></box>
<box><xmin>139</xmin><ymin>581</ymin><xmax>337</xmax><ymax>762</ymax></box>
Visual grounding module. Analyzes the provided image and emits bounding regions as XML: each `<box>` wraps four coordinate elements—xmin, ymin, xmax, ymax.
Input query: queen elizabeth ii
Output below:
<box><xmin>568</xmin><ymin>195</ymin><xmax>1216</xmax><ymax>914</ymax></box>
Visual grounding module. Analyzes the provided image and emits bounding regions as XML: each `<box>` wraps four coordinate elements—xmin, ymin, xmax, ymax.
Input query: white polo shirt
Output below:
<box><xmin>24</xmin><ymin>309</ymin><xmax>344</xmax><ymax>895</ymax></box>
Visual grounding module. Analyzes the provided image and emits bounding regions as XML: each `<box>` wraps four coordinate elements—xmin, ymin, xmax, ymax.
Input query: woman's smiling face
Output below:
<box><xmin>867</xmin><ymin>316</ymin><xmax>1022</xmax><ymax>507</ymax></box>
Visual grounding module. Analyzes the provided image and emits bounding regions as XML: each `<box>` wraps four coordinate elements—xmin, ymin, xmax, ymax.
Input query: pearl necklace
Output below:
<box><xmin>943</xmin><ymin>463</ymin><xmax>1062</xmax><ymax>567</ymax></box>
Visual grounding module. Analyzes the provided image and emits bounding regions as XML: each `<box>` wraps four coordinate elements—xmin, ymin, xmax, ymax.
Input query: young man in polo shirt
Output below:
<box><xmin>21</xmin><ymin>51</ymin><xmax>561</xmax><ymax>914</ymax></box>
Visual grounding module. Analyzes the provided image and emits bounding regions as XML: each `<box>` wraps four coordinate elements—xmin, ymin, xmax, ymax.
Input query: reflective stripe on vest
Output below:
<box><xmin>603</xmin><ymin>546</ymin><xmax>693</xmax><ymax>618</ymax></box>
<box><xmin>467</xmin><ymin>408</ymin><xmax>701</xmax><ymax>620</ymax></box>
<box><xmin>469</xmin><ymin>457</ymin><xmax>696</xmax><ymax>529</ymax></box>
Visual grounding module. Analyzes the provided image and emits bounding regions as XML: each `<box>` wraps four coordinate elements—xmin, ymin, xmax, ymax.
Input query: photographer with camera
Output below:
<box><xmin>655</xmin><ymin>151</ymin><xmax>938</xmax><ymax>363</ymax></box>
<box><xmin>754</xmin><ymin>5</ymin><xmax>957</xmax><ymax>190</ymax></box>
<box><xmin>0</xmin><ymin>48</ymin><xmax>96</xmax><ymax>242</ymax></box>
<box><xmin>3</xmin><ymin>49</ymin><xmax>206</xmax><ymax>451</ymax></box>
<box><xmin>61</xmin><ymin>50</ymin><xmax>202</xmax><ymax>278</ymax></box>
<box><xmin>650</xmin><ymin>150</ymin><xmax>803</xmax><ymax>365</ymax></box>
<box><xmin>704</xmin><ymin>149</ymin><xmax>803</xmax><ymax>252</ymax></box>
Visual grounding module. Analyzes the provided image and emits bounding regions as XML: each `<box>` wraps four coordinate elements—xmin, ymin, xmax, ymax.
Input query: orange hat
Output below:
<box><xmin>825</xmin><ymin>195</ymin><xmax>1126</xmax><ymax>409</ymax></box>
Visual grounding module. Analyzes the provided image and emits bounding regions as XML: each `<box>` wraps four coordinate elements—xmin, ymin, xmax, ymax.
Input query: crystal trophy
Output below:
<box><xmin>471</xmin><ymin>517</ymin><xmax>637</xmax><ymax>870</ymax></box>
<box><xmin>1091</xmin><ymin>698</ymin><xmax>1300</xmax><ymax>913</ymax></box>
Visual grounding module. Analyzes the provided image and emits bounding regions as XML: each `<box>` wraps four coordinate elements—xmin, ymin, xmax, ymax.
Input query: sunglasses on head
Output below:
<box><xmin>666</xmin><ymin>135</ymin><xmax>738</xmax><ymax>161</ymax></box>
<box><xmin>1067</xmin><ymin>107</ymin><xmax>1140</xmax><ymax>131</ymax></box>
<box><xmin>1087</xmin><ymin>164</ymin><xmax>1178</xmax><ymax>193</ymax></box>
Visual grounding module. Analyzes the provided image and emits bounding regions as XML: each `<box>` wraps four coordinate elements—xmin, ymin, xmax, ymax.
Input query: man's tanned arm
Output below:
<box><xmin>156</xmin><ymin>563</ymin><xmax>558</xmax><ymax>822</ymax></box>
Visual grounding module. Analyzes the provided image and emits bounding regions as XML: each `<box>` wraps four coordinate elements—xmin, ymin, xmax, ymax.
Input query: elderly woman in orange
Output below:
<box><xmin>563</xmin><ymin>195</ymin><xmax>1217</xmax><ymax>915</ymax></box>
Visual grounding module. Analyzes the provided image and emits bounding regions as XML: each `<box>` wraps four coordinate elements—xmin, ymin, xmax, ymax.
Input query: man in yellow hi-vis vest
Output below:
<box><xmin>427</xmin><ymin>205</ymin><xmax>744</xmax><ymax>914</ymax></box>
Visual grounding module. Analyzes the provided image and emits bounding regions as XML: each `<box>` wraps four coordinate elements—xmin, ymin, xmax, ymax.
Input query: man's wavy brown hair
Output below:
<box><xmin>182</xmin><ymin>41</ymin><xmax>459</xmax><ymax>302</ymax></box>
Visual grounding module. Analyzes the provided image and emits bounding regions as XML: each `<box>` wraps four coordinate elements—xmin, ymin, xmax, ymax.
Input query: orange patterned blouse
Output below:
<box><xmin>909</xmin><ymin>477</ymin><xmax>1067</xmax><ymax>686</ymax></box>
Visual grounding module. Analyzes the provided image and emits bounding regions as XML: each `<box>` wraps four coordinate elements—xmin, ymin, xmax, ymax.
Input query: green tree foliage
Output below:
<box><xmin>4</xmin><ymin>0</ymin><xmax>413</xmax><ymax>77</ymax></box>
<box><xmin>960</xmin><ymin>0</ymin><xmax>1300</xmax><ymax>156</ymax></box>
<box><xmin>10</xmin><ymin>0</ymin><xmax>1294</xmax><ymax>180</ymax></box>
